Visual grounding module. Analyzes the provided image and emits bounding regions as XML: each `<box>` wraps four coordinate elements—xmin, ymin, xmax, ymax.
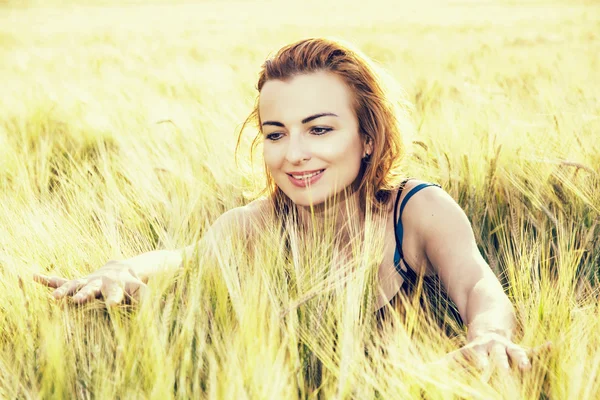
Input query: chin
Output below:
<box><xmin>287</xmin><ymin>186</ymin><xmax>353</xmax><ymax>208</ymax></box>
<box><xmin>287</xmin><ymin>192</ymin><xmax>328</xmax><ymax>207</ymax></box>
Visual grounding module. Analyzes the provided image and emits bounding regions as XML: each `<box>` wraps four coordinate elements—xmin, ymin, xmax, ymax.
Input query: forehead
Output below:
<box><xmin>259</xmin><ymin>71</ymin><xmax>355</xmax><ymax>122</ymax></box>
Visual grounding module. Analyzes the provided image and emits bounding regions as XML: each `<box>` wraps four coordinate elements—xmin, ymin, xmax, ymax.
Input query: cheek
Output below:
<box><xmin>323</xmin><ymin>136</ymin><xmax>363</xmax><ymax>164</ymax></box>
<box><xmin>340</xmin><ymin>138</ymin><xmax>364</xmax><ymax>176</ymax></box>
<box><xmin>263</xmin><ymin>145</ymin><xmax>281</xmax><ymax>173</ymax></box>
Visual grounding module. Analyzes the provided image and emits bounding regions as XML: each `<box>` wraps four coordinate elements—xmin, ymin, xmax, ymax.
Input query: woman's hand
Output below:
<box><xmin>33</xmin><ymin>260</ymin><xmax>148</xmax><ymax>307</ymax></box>
<box><xmin>436</xmin><ymin>333</ymin><xmax>552</xmax><ymax>372</ymax></box>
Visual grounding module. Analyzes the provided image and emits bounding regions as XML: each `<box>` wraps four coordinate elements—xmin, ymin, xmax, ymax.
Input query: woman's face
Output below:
<box><xmin>259</xmin><ymin>71</ymin><xmax>371</xmax><ymax>207</ymax></box>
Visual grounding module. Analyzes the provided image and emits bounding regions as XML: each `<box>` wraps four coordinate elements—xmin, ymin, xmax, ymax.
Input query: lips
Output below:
<box><xmin>287</xmin><ymin>169</ymin><xmax>325</xmax><ymax>188</ymax></box>
<box><xmin>288</xmin><ymin>169</ymin><xmax>325</xmax><ymax>180</ymax></box>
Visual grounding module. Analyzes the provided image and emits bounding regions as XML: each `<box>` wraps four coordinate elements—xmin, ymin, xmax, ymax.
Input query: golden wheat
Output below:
<box><xmin>0</xmin><ymin>0</ymin><xmax>599</xmax><ymax>398</ymax></box>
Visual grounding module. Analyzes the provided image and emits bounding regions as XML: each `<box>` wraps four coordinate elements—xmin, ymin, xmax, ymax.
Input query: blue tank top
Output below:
<box><xmin>377</xmin><ymin>179</ymin><xmax>463</xmax><ymax>329</ymax></box>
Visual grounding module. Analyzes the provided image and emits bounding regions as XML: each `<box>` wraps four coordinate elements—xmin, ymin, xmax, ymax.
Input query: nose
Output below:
<box><xmin>285</xmin><ymin>132</ymin><xmax>311</xmax><ymax>164</ymax></box>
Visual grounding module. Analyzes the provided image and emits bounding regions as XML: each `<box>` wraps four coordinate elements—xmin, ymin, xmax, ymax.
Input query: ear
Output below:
<box><xmin>363</xmin><ymin>134</ymin><xmax>374</xmax><ymax>156</ymax></box>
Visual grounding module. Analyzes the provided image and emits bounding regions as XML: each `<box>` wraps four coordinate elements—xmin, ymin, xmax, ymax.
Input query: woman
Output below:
<box><xmin>34</xmin><ymin>37</ymin><xmax>539</xmax><ymax>371</ymax></box>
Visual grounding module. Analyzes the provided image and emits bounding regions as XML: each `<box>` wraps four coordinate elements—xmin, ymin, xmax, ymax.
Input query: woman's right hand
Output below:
<box><xmin>33</xmin><ymin>260</ymin><xmax>148</xmax><ymax>306</ymax></box>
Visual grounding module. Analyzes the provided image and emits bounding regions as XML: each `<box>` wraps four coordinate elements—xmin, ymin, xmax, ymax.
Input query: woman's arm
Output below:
<box><xmin>405</xmin><ymin>185</ymin><xmax>528</xmax><ymax>369</ymax></box>
<box><xmin>130</xmin><ymin>203</ymin><xmax>261</xmax><ymax>281</ymax></box>
<box><xmin>35</xmin><ymin>199</ymin><xmax>267</xmax><ymax>305</ymax></box>
<box><xmin>417</xmin><ymin>189</ymin><xmax>514</xmax><ymax>336</ymax></box>
<box><xmin>112</xmin><ymin>249</ymin><xmax>183</xmax><ymax>284</ymax></box>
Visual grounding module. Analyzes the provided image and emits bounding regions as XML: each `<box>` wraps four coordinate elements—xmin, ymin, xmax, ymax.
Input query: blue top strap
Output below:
<box><xmin>386</xmin><ymin>181</ymin><xmax>464</xmax><ymax>326</ymax></box>
<box><xmin>393</xmin><ymin>182</ymin><xmax>441</xmax><ymax>268</ymax></box>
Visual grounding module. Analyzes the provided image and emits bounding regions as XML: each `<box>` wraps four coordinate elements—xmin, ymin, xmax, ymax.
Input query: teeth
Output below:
<box><xmin>291</xmin><ymin>170</ymin><xmax>323</xmax><ymax>180</ymax></box>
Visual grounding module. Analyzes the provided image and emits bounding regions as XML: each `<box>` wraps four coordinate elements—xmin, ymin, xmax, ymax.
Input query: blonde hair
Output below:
<box><xmin>236</xmin><ymin>37</ymin><xmax>412</xmax><ymax>213</ymax></box>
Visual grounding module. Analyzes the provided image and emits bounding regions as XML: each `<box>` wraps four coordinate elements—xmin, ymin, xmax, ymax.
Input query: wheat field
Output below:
<box><xmin>0</xmin><ymin>0</ymin><xmax>599</xmax><ymax>398</ymax></box>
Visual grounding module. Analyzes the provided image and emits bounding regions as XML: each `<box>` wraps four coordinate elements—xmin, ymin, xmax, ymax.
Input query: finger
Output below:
<box><xmin>33</xmin><ymin>273</ymin><xmax>68</xmax><ymax>289</ymax></box>
<box><xmin>52</xmin><ymin>280</ymin><xmax>86</xmax><ymax>299</ymax></box>
<box><xmin>507</xmin><ymin>346</ymin><xmax>531</xmax><ymax>371</ymax></box>
<box><xmin>489</xmin><ymin>343</ymin><xmax>510</xmax><ymax>370</ymax></box>
<box><xmin>471</xmin><ymin>347</ymin><xmax>490</xmax><ymax>371</ymax></box>
<box><xmin>444</xmin><ymin>345</ymin><xmax>480</xmax><ymax>361</ymax></box>
<box><xmin>125</xmin><ymin>279</ymin><xmax>149</xmax><ymax>303</ymax></box>
<box><xmin>527</xmin><ymin>341</ymin><xmax>552</xmax><ymax>358</ymax></box>
<box><xmin>455</xmin><ymin>345</ymin><xmax>489</xmax><ymax>370</ymax></box>
<box><xmin>102</xmin><ymin>280</ymin><xmax>125</xmax><ymax>307</ymax></box>
<box><xmin>72</xmin><ymin>281</ymin><xmax>102</xmax><ymax>304</ymax></box>
<box><xmin>441</xmin><ymin>348</ymin><xmax>465</xmax><ymax>364</ymax></box>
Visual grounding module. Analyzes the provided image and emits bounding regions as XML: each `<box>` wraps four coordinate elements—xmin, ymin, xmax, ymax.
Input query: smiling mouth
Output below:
<box><xmin>287</xmin><ymin>169</ymin><xmax>325</xmax><ymax>180</ymax></box>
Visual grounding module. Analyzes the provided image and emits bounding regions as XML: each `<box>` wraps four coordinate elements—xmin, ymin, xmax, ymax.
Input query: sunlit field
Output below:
<box><xmin>0</xmin><ymin>0</ymin><xmax>599</xmax><ymax>398</ymax></box>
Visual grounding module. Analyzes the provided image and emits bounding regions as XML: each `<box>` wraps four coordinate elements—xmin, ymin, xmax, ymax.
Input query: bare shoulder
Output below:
<box><xmin>240</xmin><ymin>197</ymin><xmax>272</xmax><ymax>232</ymax></box>
<box><xmin>391</xmin><ymin>179</ymin><xmax>442</xmax><ymax>216</ymax></box>
<box><xmin>242</xmin><ymin>197</ymin><xmax>272</xmax><ymax>217</ymax></box>
<box><xmin>393</xmin><ymin>179</ymin><xmax>464</xmax><ymax>233</ymax></box>
<box><xmin>215</xmin><ymin>197</ymin><xmax>272</xmax><ymax>235</ymax></box>
<box><xmin>182</xmin><ymin>198</ymin><xmax>272</xmax><ymax>258</ymax></box>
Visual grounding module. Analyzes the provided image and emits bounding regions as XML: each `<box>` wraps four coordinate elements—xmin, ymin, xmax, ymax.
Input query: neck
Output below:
<box><xmin>294</xmin><ymin>185</ymin><xmax>364</xmax><ymax>241</ymax></box>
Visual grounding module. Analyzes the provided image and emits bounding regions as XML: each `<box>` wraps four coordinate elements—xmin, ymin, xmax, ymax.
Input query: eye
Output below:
<box><xmin>265</xmin><ymin>132</ymin><xmax>283</xmax><ymax>141</ymax></box>
<box><xmin>311</xmin><ymin>127</ymin><xmax>332</xmax><ymax>135</ymax></box>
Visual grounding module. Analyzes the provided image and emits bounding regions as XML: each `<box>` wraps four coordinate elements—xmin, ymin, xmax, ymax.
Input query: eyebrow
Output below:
<box><xmin>261</xmin><ymin>112</ymin><xmax>338</xmax><ymax>128</ymax></box>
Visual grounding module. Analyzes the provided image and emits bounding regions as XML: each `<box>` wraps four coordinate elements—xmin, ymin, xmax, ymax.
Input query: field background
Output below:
<box><xmin>1</xmin><ymin>0</ymin><xmax>599</xmax><ymax>398</ymax></box>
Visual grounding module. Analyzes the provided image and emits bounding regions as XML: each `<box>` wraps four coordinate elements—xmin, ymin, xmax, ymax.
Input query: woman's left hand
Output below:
<box><xmin>436</xmin><ymin>333</ymin><xmax>552</xmax><ymax>372</ymax></box>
